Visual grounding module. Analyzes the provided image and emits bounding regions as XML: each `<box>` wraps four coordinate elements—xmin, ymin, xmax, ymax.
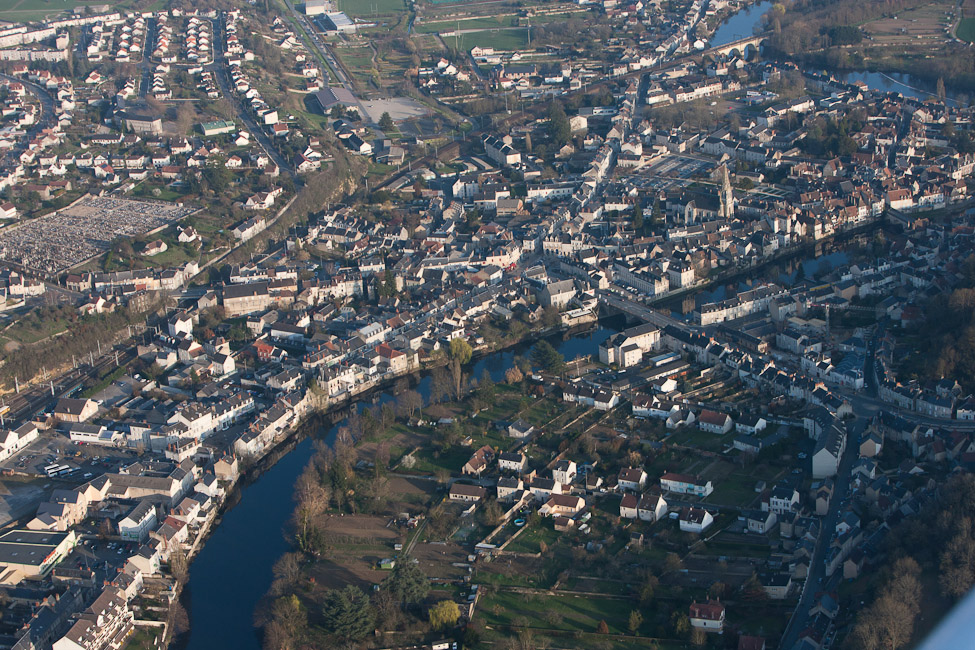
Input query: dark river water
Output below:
<box><xmin>710</xmin><ymin>0</ymin><xmax>775</xmax><ymax>47</ymax></box>
<box><xmin>180</xmin><ymin>322</ymin><xmax>620</xmax><ymax>650</ymax></box>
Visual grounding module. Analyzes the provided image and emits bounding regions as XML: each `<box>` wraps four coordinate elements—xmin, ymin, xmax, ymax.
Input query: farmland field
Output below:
<box><xmin>860</xmin><ymin>1</ymin><xmax>956</xmax><ymax>49</ymax></box>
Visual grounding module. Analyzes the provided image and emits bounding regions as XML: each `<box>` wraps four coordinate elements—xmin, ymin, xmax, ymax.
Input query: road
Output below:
<box><xmin>138</xmin><ymin>17</ymin><xmax>156</xmax><ymax>98</ymax></box>
<box><xmin>780</xmin><ymin>416</ymin><xmax>861</xmax><ymax>649</ymax></box>
<box><xmin>0</xmin><ymin>72</ymin><xmax>56</xmax><ymax>166</ymax></box>
<box><xmin>209</xmin><ymin>16</ymin><xmax>295</xmax><ymax>179</ymax></box>
<box><xmin>597</xmin><ymin>290</ymin><xmax>685</xmax><ymax>330</ymax></box>
<box><xmin>280</xmin><ymin>0</ymin><xmax>373</xmax><ymax>125</ymax></box>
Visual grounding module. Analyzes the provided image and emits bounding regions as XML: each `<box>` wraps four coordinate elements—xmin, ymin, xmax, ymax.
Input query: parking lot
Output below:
<box><xmin>618</xmin><ymin>153</ymin><xmax>716</xmax><ymax>191</ymax></box>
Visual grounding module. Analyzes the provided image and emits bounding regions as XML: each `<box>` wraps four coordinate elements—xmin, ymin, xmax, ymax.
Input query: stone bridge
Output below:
<box><xmin>706</xmin><ymin>34</ymin><xmax>766</xmax><ymax>58</ymax></box>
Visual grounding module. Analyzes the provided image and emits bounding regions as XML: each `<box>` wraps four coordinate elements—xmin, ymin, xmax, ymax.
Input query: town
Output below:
<box><xmin>0</xmin><ymin>0</ymin><xmax>965</xmax><ymax>649</ymax></box>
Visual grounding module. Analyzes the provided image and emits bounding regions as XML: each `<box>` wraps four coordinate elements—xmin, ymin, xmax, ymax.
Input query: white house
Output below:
<box><xmin>679</xmin><ymin>506</ymin><xmax>714</xmax><ymax>534</ymax></box>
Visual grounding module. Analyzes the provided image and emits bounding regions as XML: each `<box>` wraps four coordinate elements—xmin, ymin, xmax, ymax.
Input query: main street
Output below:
<box><xmin>780</xmin><ymin>417</ymin><xmax>862</xmax><ymax>649</ymax></box>
<box><xmin>209</xmin><ymin>16</ymin><xmax>295</xmax><ymax>179</ymax></box>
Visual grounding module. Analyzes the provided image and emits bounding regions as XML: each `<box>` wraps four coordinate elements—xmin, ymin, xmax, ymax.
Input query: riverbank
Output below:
<box><xmin>173</xmin><ymin>317</ymin><xmax>611</xmax><ymax>650</ymax></box>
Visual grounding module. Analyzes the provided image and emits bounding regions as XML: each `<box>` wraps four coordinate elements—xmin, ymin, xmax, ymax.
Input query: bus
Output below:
<box><xmin>46</xmin><ymin>464</ymin><xmax>71</xmax><ymax>477</ymax></box>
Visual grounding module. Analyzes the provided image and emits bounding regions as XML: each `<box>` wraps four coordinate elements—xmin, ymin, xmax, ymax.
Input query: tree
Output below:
<box><xmin>431</xmin><ymin>367</ymin><xmax>452</xmax><ymax>404</ymax></box>
<box><xmin>670</xmin><ymin>611</ymin><xmax>690</xmax><ymax>637</ymax></box>
<box><xmin>397</xmin><ymin>389</ymin><xmax>423</xmax><ymax>419</ymax></box>
<box><xmin>272</xmin><ymin>552</ymin><xmax>303</xmax><ymax>593</ymax></box>
<box><xmin>639</xmin><ymin>575</ymin><xmax>658</xmax><ymax>604</ymax></box>
<box><xmin>321</xmin><ymin>585</ymin><xmax>374</xmax><ymax>640</ymax></box>
<box><xmin>548</xmin><ymin>101</ymin><xmax>571</xmax><ymax>146</ymax></box>
<box><xmin>938</xmin><ymin>77</ymin><xmax>947</xmax><ymax>101</ymax></box>
<box><xmin>382</xmin><ymin>560</ymin><xmax>429</xmax><ymax>605</ymax></box>
<box><xmin>271</xmin><ymin>594</ymin><xmax>307</xmax><ymax>645</ymax></box>
<box><xmin>628</xmin><ymin>610</ymin><xmax>643</xmax><ymax>634</ymax></box>
<box><xmin>505</xmin><ymin>366</ymin><xmax>524</xmax><ymax>384</ymax></box>
<box><xmin>449</xmin><ymin>338</ymin><xmax>473</xmax><ymax>365</ymax></box>
<box><xmin>169</xmin><ymin>547</ymin><xmax>189</xmax><ymax>583</ymax></box>
<box><xmin>429</xmin><ymin>600</ymin><xmax>460</xmax><ymax>630</ymax></box>
<box><xmin>633</xmin><ymin>202</ymin><xmax>643</xmax><ymax>233</ymax></box>
<box><xmin>476</xmin><ymin>368</ymin><xmax>496</xmax><ymax>407</ymax></box>
<box><xmin>596</xmin><ymin>619</ymin><xmax>610</xmax><ymax>634</ymax></box>
<box><xmin>449</xmin><ymin>338</ymin><xmax>473</xmax><ymax>400</ymax></box>
<box><xmin>379</xmin><ymin>111</ymin><xmax>395</xmax><ymax>131</ymax></box>
<box><xmin>531</xmin><ymin>340</ymin><xmax>565</xmax><ymax>375</ymax></box>
<box><xmin>98</xmin><ymin>517</ymin><xmax>113</xmax><ymax>540</ymax></box>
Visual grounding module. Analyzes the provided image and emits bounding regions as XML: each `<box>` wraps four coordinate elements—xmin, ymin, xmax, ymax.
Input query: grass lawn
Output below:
<box><xmin>477</xmin><ymin>590</ymin><xmax>632</xmax><ymax>634</ymax></box>
<box><xmin>668</xmin><ymin>427</ymin><xmax>727</xmax><ymax>451</ymax></box>
<box><xmin>958</xmin><ymin>16</ymin><xmax>975</xmax><ymax>42</ymax></box>
<box><xmin>708</xmin><ymin>471</ymin><xmax>762</xmax><ymax>507</ymax></box>
<box><xmin>454</xmin><ymin>28</ymin><xmax>530</xmax><ymax>51</ymax></box>
<box><xmin>697</xmin><ymin>539</ymin><xmax>771</xmax><ymax>559</ymax></box>
<box><xmin>123</xmin><ymin>627</ymin><xmax>161</xmax><ymax>650</ymax></box>
<box><xmin>410</xmin><ymin>444</ymin><xmax>470</xmax><ymax>475</ymax></box>
<box><xmin>3</xmin><ymin>315</ymin><xmax>70</xmax><ymax>345</ymax></box>
<box><xmin>504</xmin><ymin>520</ymin><xmax>560</xmax><ymax>554</ymax></box>
<box><xmin>414</xmin><ymin>15</ymin><xmax>518</xmax><ymax>33</ymax></box>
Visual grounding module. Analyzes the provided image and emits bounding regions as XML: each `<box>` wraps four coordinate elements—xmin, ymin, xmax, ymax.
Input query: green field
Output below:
<box><xmin>414</xmin><ymin>15</ymin><xmax>518</xmax><ymax>33</ymax></box>
<box><xmin>453</xmin><ymin>28</ymin><xmax>530</xmax><ymax>51</ymax></box>
<box><xmin>0</xmin><ymin>0</ymin><xmax>142</xmax><ymax>23</ymax></box>
<box><xmin>477</xmin><ymin>591</ymin><xmax>633</xmax><ymax>634</ymax></box>
<box><xmin>958</xmin><ymin>16</ymin><xmax>975</xmax><ymax>42</ymax></box>
<box><xmin>337</xmin><ymin>0</ymin><xmax>405</xmax><ymax>17</ymax></box>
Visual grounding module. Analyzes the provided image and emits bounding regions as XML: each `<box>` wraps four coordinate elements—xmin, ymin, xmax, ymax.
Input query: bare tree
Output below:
<box><xmin>170</xmin><ymin>546</ymin><xmax>189</xmax><ymax>584</ymax></box>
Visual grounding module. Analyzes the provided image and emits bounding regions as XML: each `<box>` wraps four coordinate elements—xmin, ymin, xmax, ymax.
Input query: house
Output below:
<box><xmin>617</xmin><ymin>467</ymin><xmax>647</xmax><ymax>492</ymax></box>
<box><xmin>768</xmin><ymin>484</ymin><xmax>799</xmax><ymax>514</ymax></box>
<box><xmin>508</xmin><ymin>419</ymin><xmax>534</xmax><ymax>439</ymax></box>
<box><xmin>738</xmin><ymin>636</ymin><xmax>766</xmax><ymax>650</ymax></box>
<box><xmin>679</xmin><ymin>507</ymin><xmax>714</xmax><ymax>534</ymax></box>
<box><xmin>860</xmin><ymin>431</ymin><xmax>883</xmax><ymax>458</ymax></box>
<box><xmin>745</xmin><ymin>509</ymin><xmax>777</xmax><ymax>534</ymax></box>
<box><xmin>812</xmin><ymin>423</ymin><xmax>846</xmax><ymax>478</ymax></box>
<box><xmin>689</xmin><ymin>600</ymin><xmax>725</xmax><ymax>632</ymax></box>
<box><xmin>660</xmin><ymin>472</ymin><xmax>713</xmax><ymax>497</ymax></box>
<box><xmin>552</xmin><ymin>459</ymin><xmax>577</xmax><ymax>485</ymax></box>
<box><xmin>736</xmin><ymin>414</ymin><xmax>767</xmax><ymax>435</ymax></box>
<box><xmin>638</xmin><ymin>493</ymin><xmax>668</xmax><ymax>522</ymax></box>
<box><xmin>118</xmin><ymin>501</ymin><xmax>157</xmax><ymax>542</ymax></box>
<box><xmin>53</xmin><ymin>398</ymin><xmax>98</xmax><ymax>423</ymax></box>
<box><xmin>759</xmin><ymin>572</ymin><xmax>792</xmax><ymax>599</ymax></box>
<box><xmin>620</xmin><ymin>493</ymin><xmax>639</xmax><ymax>519</ymax></box>
<box><xmin>539</xmin><ymin>494</ymin><xmax>585</xmax><ymax>517</ymax></box>
<box><xmin>698</xmin><ymin>409</ymin><xmax>733</xmax><ymax>434</ymax></box>
<box><xmin>497</xmin><ymin>476</ymin><xmax>523</xmax><ymax>501</ymax></box>
<box><xmin>462</xmin><ymin>446</ymin><xmax>494</xmax><ymax>476</ymax></box>
<box><xmin>448</xmin><ymin>484</ymin><xmax>486</xmax><ymax>502</ymax></box>
<box><xmin>52</xmin><ymin>587</ymin><xmax>133</xmax><ymax>650</ymax></box>
<box><xmin>498</xmin><ymin>451</ymin><xmax>527</xmax><ymax>473</ymax></box>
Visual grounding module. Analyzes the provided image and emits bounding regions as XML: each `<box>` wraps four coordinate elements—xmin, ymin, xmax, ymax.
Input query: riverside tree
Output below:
<box><xmin>321</xmin><ymin>585</ymin><xmax>375</xmax><ymax>641</ymax></box>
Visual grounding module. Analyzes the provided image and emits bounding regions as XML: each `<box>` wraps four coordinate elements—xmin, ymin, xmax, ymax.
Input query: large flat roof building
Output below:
<box><xmin>304</xmin><ymin>0</ymin><xmax>328</xmax><ymax>15</ymax></box>
<box><xmin>324</xmin><ymin>11</ymin><xmax>355</xmax><ymax>33</ymax></box>
<box><xmin>313</xmin><ymin>86</ymin><xmax>358</xmax><ymax>113</ymax></box>
<box><xmin>0</xmin><ymin>529</ymin><xmax>77</xmax><ymax>582</ymax></box>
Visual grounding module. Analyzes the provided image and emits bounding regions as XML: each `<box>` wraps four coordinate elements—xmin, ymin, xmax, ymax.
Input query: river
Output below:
<box><xmin>180</xmin><ymin>322</ymin><xmax>620</xmax><ymax>650</ymax></box>
<box><xmin>835</xmin><ymin>70</ymin><xmax>963</xmax><ymax>105</ymax></box>
<box><xmin>709</xmin><ymin>0</ymin><xmax>964</xmax><ymax>102</ymax></box>
<box><xmin>710</xmin><ymin>0</ymin><xmax>775</xmax><ymax>47</ymax></box>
